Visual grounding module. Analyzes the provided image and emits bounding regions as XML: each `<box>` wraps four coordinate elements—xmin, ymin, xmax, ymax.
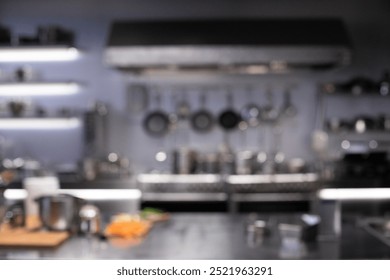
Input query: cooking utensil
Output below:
<box><xmin>143</xmin><ymin>92</ymin><xmax>170</xmax><ymax>137</ymax></box>
<box><xmin>191</xmin><ymin>93</ymin><xmax>214</xmax><ymax>133</ymax></box>
<box><xmin>218</xmin><ymin>142</ymin><xmax>235</xmax><ymax>174</ymax></box>
<box><xmin>79</xmin><ymin>204</ymin><xmax>101</xmax><ymax>236</ymax></box>
<box><xmin>236</xmin><ymin>150</ymin><xmax>255</xmax><ymax>175</ymax></box>
<box><xmin>172</xmin><ymin>148</ymin><xmax>197</xmax><ymax>174</ymax></box>
<box><xmin>198</xmin><ymin>153</ymin><xmax>220</xmax><ymax>174</ymax></box>
<box><xmin>261</xmin><ymin>87</ymin><xmax>279</xmax><ymax>123</ymax></box>
<box><xmin>280</xmin><ymin>88</ymin><xmax>297</xmax><ymax>119</ymax></box>
<box><xmin>127</xmin><ymin>84</ymin><xmax>149</xmax><ymax>114</ymax></box>
<box><xmin>287</xmin><ymin>158</ymin><xmax>306</xmax><ymax>173</ymax></box>
<box><xmin>176</xmin><ymin>90</ymin><xmax>191</xmax><ymax>121</ymax></box>
<box><xmin>35</xmin><ymin>194</ymin><xmax>85</xmax><ymax>232</ymax></box>
<box><xmin>8</xmin><ymin>101</ymin><xmax>26</xmax><ymax>117</ymax></box>
<box><xmin>240</xmin><ymin>88</ymin><xmax>261</xmax><ymax>127</ymax></box>
<box><xmin>218</xmin><ymin>93</ymin><xmax>241</xmax><ymax>130</ymax></box>
<box><xmin>246</xmin><ymin>220</ymin><xmax>266</xmax><ymax>247</ymax></box>
<box><xmin>0</xmin><ymin>229</ymin><xmax>69</xmax><ymax>247</ymax></box>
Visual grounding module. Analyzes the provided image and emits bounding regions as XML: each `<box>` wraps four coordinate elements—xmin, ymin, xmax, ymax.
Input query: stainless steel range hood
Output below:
<box><xmin>104</xmin><ymin>18</ymin><xmax>352</xmax><ymax>74</ymax></box>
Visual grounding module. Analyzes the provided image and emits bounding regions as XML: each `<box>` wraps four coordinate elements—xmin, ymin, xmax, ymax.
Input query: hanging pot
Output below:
<box><xmin>143</xmin><ymin>91</ymin><xmax>170</xmax><ymax>137</ymax></box>
<box><xmin>191</xmin><ymin>93</ymin><xmax>214</xmax><ymax>133</ymax></box>
<box><xmin>218</xmin><ymin>93</ymin><xmax>241</xmax><ymax>130</ymax></box>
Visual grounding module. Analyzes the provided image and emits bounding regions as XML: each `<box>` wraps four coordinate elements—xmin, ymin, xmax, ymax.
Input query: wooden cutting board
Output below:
<box><xmin>0</xmin><ymin>216</ymin><xmax>69</xmax><ymax>248</ymax></box>
<box><xmin>0</xmin><ymin>229</ymin><xmax>69</xmax><ymax>247</ymax></box>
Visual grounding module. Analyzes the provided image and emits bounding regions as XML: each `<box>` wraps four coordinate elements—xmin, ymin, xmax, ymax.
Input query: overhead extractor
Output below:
<box><xmin>104</xmin><ymin>18</ymin><xmax>352</xmax><ymax>74</ymax></box>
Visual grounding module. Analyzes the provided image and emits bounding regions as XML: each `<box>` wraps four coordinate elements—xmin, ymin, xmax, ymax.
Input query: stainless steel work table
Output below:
<box><xmin>0</xmin><ymin>213</ymin><xmax>388</xmax><ymax>260</ymax></box>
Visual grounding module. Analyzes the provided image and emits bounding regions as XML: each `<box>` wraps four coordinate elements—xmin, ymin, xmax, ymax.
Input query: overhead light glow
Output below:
<box><xmin>0</xmin><ymin>82</ymin><xmax>80</xmax><ymax>96</ymax></box>
<box><xmin>0</xmin><ymin>47</ymin><xmax>80</xmax><ymax>62</ymax></box>
<box><xmin>0</xmin><ymin>118</ymin><xmax>81</xmax><ymax>130</ymax></box>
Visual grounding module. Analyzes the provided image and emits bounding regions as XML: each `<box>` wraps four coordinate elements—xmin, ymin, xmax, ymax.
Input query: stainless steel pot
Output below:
<box><xmin>35</xmin><ymin>194</ymin><xmax>84</xmax><ymax>232</ymax></box>
<box><xmin>236</xmin><ymin>150</ymin><xmax>255</xmax><ymax>175</ymax></box>
<box><xmin>173</xmin><ymin>148</ymin><xmax>197</xmax><ymax>174</ymax></box>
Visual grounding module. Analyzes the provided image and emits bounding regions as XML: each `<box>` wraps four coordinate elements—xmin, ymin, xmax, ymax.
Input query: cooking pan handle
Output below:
<box><xmin>200</xmin><ymin>92</ymin><xmax>207</xmax><ymax>108</ymax></box>
<box><xmin>226</xmin><ymin>91</ymin><xmax>234</xmax><ymax>107</ymax></box>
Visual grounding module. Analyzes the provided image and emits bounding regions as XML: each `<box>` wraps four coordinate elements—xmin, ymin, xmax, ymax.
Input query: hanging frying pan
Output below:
<box><xmin>218</xmin><ymin>93</ymin><xmax>241</xmax><ymax>130</ymax></box>
<box><xmin>191</xmin><ymin>93</ymin><xmax>214</xmax><ymax>133</ymax></box>
<box><xmin>143</xmin><ymin>91</ymin><xmax>170</xmax><ymax>137</ymax></box>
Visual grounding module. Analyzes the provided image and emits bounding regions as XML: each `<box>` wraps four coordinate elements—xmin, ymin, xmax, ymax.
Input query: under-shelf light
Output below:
<box><xmin>0</xmin><ymin>82</ymin><xmax>80</xmax><ymax>96</ymax></box>
<box><xmin>0</xmin><ymin>118</ymin><xmax>81</xmax><ymax>129</ymax></box>
<box><xmin>0</xmin><ymin>46</ymin><xmax>80</xmax><ymax>62</ymax></box>
<box><xmin>318</xmin><ymin>188</ymin><xmax>390</xmax><ymax>201</ymax></box>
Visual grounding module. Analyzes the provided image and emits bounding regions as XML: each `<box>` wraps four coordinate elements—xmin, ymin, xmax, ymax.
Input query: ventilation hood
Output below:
<box><xmin>104</xmin><ymin>18</ymin><xmax>352</xmax><ymax>74</ymax></box>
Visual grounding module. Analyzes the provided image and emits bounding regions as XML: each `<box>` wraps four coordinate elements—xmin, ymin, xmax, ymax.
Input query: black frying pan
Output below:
<box><xmin>218</xmin><ymin>93</ymin><xmax>241</xmax><ymax>130</ymax></box>
<box><xmin>143</xmin><ymin>93</ymin><xmax>170</xmax><ymax>137</ymax></box>
<box><xmin>191</xmin><ymin>93</ymin><xmax>214</xmax><ymax>133</ymax></box>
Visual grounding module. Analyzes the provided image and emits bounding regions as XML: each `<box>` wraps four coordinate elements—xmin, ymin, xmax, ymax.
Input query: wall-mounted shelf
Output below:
<box><xmin>0</xmin><ymin>46</ymin><xmax>80</xmax><ymax>62</ymax></box>
<box><xmin>137</xmin><ymin>174</ymin><xmax>221</xmax><ymax>184</ymax></box>
<box><xmin>321</xmin><ymin>82</ymin><xmax>387</xmax><ymax>97</ymax></box>
<box><xmin>137</xmin><ymin>173</ymin><xmax>320</xmax><ymax>193</ymax></box>
<box><xmin>0</xmin><ymin>82</ymin><xmax>80</xmax><ymax>96</ymax></box>
<box><xmin>0</xmin><ymin>117</ymin><xmax>81</xmax><ymax>129</ymax></box>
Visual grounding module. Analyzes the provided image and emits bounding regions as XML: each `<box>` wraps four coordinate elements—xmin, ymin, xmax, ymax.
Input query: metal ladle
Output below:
<box><xmin>261</xmin><ymin>87</ymin><xmax>279</xmax><ymax>123</ymax></box>
<box><xmin>280</xmin><ymin>88</ymin><xmax>297</xmax><ymax>119</ymax></box>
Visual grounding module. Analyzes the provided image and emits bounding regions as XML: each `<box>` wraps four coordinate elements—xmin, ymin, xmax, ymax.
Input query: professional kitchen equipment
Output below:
<box><xmin>197</xmin><ymin>153</ymin><xmax>220</xmax><ymax>174</ymax></box>
<box><xmin>240</xmin><ymin>88</ymin><xmax>262</xmax><ymax>127</ymax></box>
<box><xmin>143</xmin><ymin>92</ymin><xmax>170</xmax><ymax>137</ymax></box>
<box><xmin>127</xmin><ymin>84</ymin><xmax>149</xmax><ymax>114</ymax></box>
<box><xmin>236</xmin><ymin>150</ymin><xmax>255</xmax><ymax>175</ymax></box>
<box><xmin>35</xmin><ymin>194</ymin><xmax>85</xmax><ymax>232</ymax></box>
<box><xmin>261</xmin><ymin>88</ymin><xmax>279</xmax><ymax>123</ymax></box>
<box><xmin>172</xmin><ymin>148</ymin><xmax>197</xmax><ymax>174</ymax></box>
<box><xmin>79</xmin><ymin>204</ymin><xmax>101</xmax><ymax>236</ymax></box>
<box><xmin>218</xmin><ymin>142</ymin><xmax>236</xmax><ymax>175</ymax></box>
<box><xmin>191</xmin><ymin>93</ymin><xmax>214</xmax><ymax>133</ymax></box>
<box><xmin>84</xmin><ymin>101</ymin><xmax>109</xmax><ymax>157</ymax></box>
<box><xmin>218</xmin><ymin>93</ymin><xmax>241</xmax><ymax>131</ymax></box>
<box><xmin>279</xmin><ymin>88</ymin><xmax>297</xmax><ymax>119</ymax></box>
<box><xmin>105</xmin><ymin>18</ymin><xmax>352</xmax><ymax>74</ymax></box>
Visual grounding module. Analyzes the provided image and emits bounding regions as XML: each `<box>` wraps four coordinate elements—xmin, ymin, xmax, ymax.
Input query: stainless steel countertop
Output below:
<box><xmin>0</xmin><ymin>213</ymin><xmax>388</xmax><ymax>259</ymax></box>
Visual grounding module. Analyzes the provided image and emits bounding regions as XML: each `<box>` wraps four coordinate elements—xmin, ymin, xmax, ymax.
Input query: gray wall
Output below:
<box><xmin>0</xmin><ymin>0</ymin><xmax>390</xmax><ymax>172</ymax></box>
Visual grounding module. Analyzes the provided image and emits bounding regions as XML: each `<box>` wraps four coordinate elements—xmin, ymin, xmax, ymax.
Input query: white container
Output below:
<box><xmin>23</xmin><ymin>176</ymin><xmax>59</xmax><ymax>216</ymax></box>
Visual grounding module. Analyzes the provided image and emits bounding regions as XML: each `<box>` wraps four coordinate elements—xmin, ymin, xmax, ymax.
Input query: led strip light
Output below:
<box><xmin>0</xmin><ymin>47</ymin><xmax>80</xmax><ymax>62</ymax></box>
<box><xmin>0</xmin><ymin>82</ymin><xmax>80</xmax><ymax>96</ymax></box>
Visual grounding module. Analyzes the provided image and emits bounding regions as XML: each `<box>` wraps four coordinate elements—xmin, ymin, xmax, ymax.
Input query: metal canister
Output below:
<box><xmin>173</xmin><ymin>148</ymin><xmax>197</xmax><ymax>174</ymax></box>
<box><xmin>236</xmin><ymin>150</ymin><xmax>255</xmax><ymax>175</ymax></box>
<box><xmin>79</xmin><ymin>204</ymin><xmax>101</xmax><ymax>235</ymax></box>
<box><xmin>198</xmin><ymin>153</ymin><xmax>220</xmax><ymax>174</ymax></box>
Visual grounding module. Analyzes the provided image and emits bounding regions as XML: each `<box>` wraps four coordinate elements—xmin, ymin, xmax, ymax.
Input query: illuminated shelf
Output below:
<box><xmin>0</xmin><ymin>46</ymin><xmax>80</xmax><ymax>62</ymax></box>
<box><xmin>0</xmin><ymin>117</ymin><xmax>81</xmax><ymax>129</ymax></box>
<box><xmin>0</xmin><ymin>82</ymin><xmax>80</xmax><ymax>96</ymax></box>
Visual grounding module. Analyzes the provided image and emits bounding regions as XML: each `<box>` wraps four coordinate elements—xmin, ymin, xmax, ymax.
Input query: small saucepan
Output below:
<box><xmin>218</xmin><ymin>93</ymin><xmax>241</xmax><ymax>131</ymax></box>
<box><xmin>191</xmin><ymin>93</ymin><xmax>214</xmax><ymax>133</ymax></box>
<box><xmin>143</xmin><ymin>92</ymin><xmax>170</xmax><ymax>137</ymax></box>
